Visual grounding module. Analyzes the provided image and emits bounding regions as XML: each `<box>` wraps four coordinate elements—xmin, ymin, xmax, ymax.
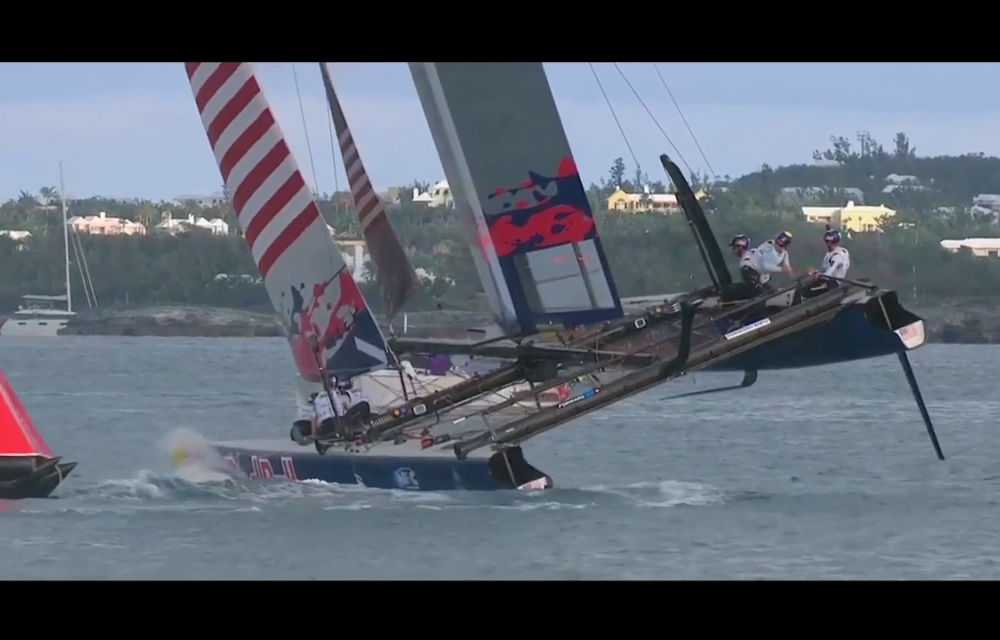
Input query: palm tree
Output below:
<box><xmin>37</xmin><ymin>186</ymin><xmax>59</xmax><ymax>207</ymax></box>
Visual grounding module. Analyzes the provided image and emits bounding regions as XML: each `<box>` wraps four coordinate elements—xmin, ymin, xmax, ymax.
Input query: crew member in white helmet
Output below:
<box><xmin>290</xmin><ymin>392</ymin><xmax>318</xmax><ymax>445</ymax></box>
<box><xmin>720</xmin><ymin>234</ymin><xmax>763</xmax><ymax>302</ymax></box>
<box><xmin>311</xmin><ymin>374</ymin><xmax>343</xmax><ymax>439</ymax></box>
<box><xmin>798</xmin><ymin>228</ymin><xmax>850</xmax><ymax>302</ymax></box>
<box><xmin>336</xmin><ymin>377</ymin><xmax>373</xmax><ymax>424</ymax></box>
<box><xmin>754</xmin><ymin>231</ymin><xmax>794</xmax><ymax>290</ymax></box>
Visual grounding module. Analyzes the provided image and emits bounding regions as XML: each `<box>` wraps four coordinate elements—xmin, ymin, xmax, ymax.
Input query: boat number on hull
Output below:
<box><xmin>394</xmin><ymin>467</ymin><xmax>419</xmax><ymax>490</ymax></box>
<box><xmin>249</xmin><ymin>455</ymin><xmax>298</xmax><ymax>481</ymax></box>
<box><xmin>723</xmin><ymin>318</ymin><xmax>771</xmax><ymax>341</ymax></box>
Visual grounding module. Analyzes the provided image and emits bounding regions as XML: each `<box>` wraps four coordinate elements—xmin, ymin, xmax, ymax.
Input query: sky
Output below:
<box><xmin>1</xmin><ymin>62</ymin><xmax>998</xmax><ymax>201</ymax></box>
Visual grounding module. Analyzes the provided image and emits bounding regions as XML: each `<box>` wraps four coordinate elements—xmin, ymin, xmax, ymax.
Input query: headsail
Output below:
<box><xmin>409</xmin><ymin>63</ymin><xmax>623</xmax><ymax>336</ymax></box>
<box><xmin>184</xmin><ymin>62</ymin><xmax>392</xmax><ymax>381</ymax></box>
<box><xmin>0</xmin><ymin>365</ymin><xmax>52</xmax><ymax>457</ymax></box>
<box><xmin>319</xmin><ymin>63</ymin><xmax>419</xmax><ymax>317</ymax></box>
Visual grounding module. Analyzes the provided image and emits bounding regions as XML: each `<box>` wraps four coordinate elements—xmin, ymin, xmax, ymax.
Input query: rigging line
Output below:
<box><xmin>291</xmin><ymin>63</ymin><xmax>339</xmax><ymax>277</ymax></box>
<box><xmin>611</xmin><ymin>62</ymin><xmax>691</xmax><ymax>175</ymax></box>
<box><xmin>587</xmin><ymin>62</ymin><xmax>640</xmax><ymax>173</ymax></box>
<box><xmin>652</xmin><ymin>63</ymin><xmax>717</xmax><ymax>181</ymax></box>
<box><xmin>291</xmin><ymin>63</ymin><xmax>320</xmax><ymax>195</ymax></box>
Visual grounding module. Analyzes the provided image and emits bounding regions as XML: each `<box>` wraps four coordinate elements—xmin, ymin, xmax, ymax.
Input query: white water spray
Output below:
<box><xmin>160</xmin><ymin>428</ymin><xmax>241</xmax><ymax>484</ymax></box>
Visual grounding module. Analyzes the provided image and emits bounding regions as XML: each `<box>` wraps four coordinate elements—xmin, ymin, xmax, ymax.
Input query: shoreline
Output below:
<box><xmin>5</xmin><ymin>304</ymin><xmax>995</xmax><ymax>344</ymax></box>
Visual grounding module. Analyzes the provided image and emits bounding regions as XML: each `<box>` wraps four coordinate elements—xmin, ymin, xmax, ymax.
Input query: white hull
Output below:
<box><xmin>357</xmin><ymin>369</ymin><xmax>564</xmax><ymax>411</ymax></box>
<box><xmin>0</xmin><ymin>317</ymin><xmax>70</xmax><ymax>337</ymax></box>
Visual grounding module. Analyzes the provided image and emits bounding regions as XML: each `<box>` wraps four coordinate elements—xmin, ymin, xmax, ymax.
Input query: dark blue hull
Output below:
<box><xmin>707</xmin><ymin>299</ymin><xmax>914</xmax><ymax>372</ymax></box>
<box><xmin>207</xmin><ymin>440</ymin><xmax>551</xmax><ymax>492</ymax></box>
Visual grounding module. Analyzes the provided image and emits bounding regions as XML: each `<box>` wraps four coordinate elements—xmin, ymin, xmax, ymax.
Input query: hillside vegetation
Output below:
<box><xmin>2</xmin><ymin>132</ymin><xmax>999</xmax><ymax>314</ymax></box>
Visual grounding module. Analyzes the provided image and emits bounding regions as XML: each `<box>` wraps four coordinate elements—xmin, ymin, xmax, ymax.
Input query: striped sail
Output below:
<box><xmin>319</xmin><ymin>63</ymin><xmax>419</xmax><ymax>318</ymax></box>
<box><xmin>184</xmin><ymin>62</ymin><xmax>391</xmax><ymax>381</ymax></box>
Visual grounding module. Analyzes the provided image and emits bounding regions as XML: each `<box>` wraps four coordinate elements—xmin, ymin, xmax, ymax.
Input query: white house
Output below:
<box><xmin>940</xmin><ymin>238</ymin><xmax>1000</xmax><ymax>257</ymax></box>
<box><xmin>412</xmin><ymin>180</ymin><xmax>453</xmax><ymax>207</ymax></box>
<box><xmin>155</xmin><ymin>212</ymin><xmax>229</xmax><ymax>236</ymax></box>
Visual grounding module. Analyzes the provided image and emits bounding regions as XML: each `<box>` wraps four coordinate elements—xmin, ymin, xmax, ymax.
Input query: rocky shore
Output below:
<box><xmin>913</xmin><ymin>303</ymin><xmax>1000</xmax><ymax>344</ymax></box>
<box><xmin>55</xmin><ymin>303</ymin><xmax>999</xmax><ymax>344</ymax></box>
<box><xmin>60</xmin><ymin>306</ymin><xmax>286</xmax><ymax>337</ymax></box>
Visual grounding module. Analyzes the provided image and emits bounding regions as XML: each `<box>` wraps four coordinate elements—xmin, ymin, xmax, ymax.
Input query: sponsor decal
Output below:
<box><xmin>249</xmin><ymin>455</ymin><xmax>298</xmax><ymax>481</ymax></box>
<box><xmin>393</xmin><ymin>467</ymin><xmax>419</xmax><ymax>490</ymax></box>
<box><xmin>724</xmin><ymin>318</ymin><xmax>771</xmax><ymax>341</ymax></box>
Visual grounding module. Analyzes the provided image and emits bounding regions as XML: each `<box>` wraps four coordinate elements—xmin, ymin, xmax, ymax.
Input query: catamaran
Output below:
<box><xmin>174</xmin><ymin>62</ymin><xmax>942</xmax><ymax>492</ymax></box>
<box><xmin>0</xmin><ymin>363</ymin><xmax>76</xmax><ymax>499</ymax></box>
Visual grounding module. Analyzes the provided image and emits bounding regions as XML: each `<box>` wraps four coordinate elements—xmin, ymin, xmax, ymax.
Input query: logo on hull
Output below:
<box><xmin>483</xmin><ymin>157</ymin><xmax>597</xmax><ymax>257</ymax></box>
<box><xmin>393</xmin><ymin>467</ymin><xmax>419</xmax><ymax>490</ymax></box>
<box><xmin>248</xmin><ymin>455</ymin><xmax>298</xmax><ymax>481</ymax></box>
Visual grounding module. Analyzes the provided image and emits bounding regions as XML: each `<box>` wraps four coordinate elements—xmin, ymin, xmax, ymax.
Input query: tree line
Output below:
<box><xmin>3</xmin><ymin>131</ymin><xmax>1000</xmax><ymax>314</ymax></box>
<box><xmin>2</xmin><ymin>205</ymin><xmax>999</xmax><ymax>314</ymax></box>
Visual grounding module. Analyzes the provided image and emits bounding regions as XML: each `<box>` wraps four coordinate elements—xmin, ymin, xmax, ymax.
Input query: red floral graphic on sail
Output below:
<box><xmin>483</xmin><ymin>157</ymin><xmax>597</xmax><ymax>257</ymax></box>
<box><xmin>286</xmin><ymin>269</ymin><xmax>367</xmax><ymax>379</ymax></box>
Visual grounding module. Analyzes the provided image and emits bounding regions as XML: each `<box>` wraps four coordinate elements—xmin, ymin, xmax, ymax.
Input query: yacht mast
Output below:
<box><xmin>58</xmin><ymin>162</ymin><xmax>72</xmax><ymax>313</ymax></box>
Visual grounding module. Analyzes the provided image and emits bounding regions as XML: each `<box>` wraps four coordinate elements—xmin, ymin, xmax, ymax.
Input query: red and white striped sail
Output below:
<box><xmin>184</xmin><ymin>63</ymin><xmax>391</xmax><ymax>381</ymax></box>
<box><xmin>0</xmin><ymin>365</ymin><xmax>52</xmax><ymax>458</ymax></box>
<box><xmin>319</xmin><ymin>63</ymin><xmax>419</xmax><ymax>317</ymax></box>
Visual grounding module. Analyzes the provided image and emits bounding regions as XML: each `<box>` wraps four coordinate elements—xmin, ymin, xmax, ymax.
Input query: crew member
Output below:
<box><xmin>337</xmin><ymin>378</ymin><xmax>373</xmax><ymax>424</ymax></box>
<box><xmin>798</xmin><ymin>229</ymin><xmax>850</xmax><ymax>301</ymax></box>
<box><xmin>720</xmin><ymin>234</ymin><xmax>763</xmax><ymax>302</ymax></box>
<box><xmin>755</xmin><ymin>231</ymin><xmax>794</xmax><ymax>290</ymax></box>
<box><xmin>312</xmin><ymin>374</ymin><xmax>342</xmax><ymax>439</ymax></box>
<box><xmin>290</xmin><ymin>392</ymin><xmax>318</xmax><ymax>444</ymax></box>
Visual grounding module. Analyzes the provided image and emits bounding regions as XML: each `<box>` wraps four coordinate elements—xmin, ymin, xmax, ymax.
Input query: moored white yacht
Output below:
<box><xmin>1</xmin><ymin>163</ymin><xmax>96</xmax><ymax>338</ymax></box>
<box><xmin>0</xmin><ymin>294</ymin><xmax>76</xmax><ymax>337</ymax></box>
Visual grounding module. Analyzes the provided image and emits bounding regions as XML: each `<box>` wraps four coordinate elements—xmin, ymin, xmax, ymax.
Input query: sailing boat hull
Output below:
<box><xmin>0</xmin><ymin>317</ymin><xmax>73</xmax><ymax>337</ymax></box>
<box><xmin>202</xmin><ymin>439</ymin><xmax>551</xmax><ymax>492</ymax></box>
<box><xmin>0</xmin><ymin>456</ymin><xmax>76</xmax><ymax>500</ymax></box>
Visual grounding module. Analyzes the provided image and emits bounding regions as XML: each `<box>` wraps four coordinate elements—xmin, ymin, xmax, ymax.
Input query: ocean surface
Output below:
<box><xmin>1</xmin><ymin>338</ymin><xmax>999</xmax><ymax>580</ymax></box>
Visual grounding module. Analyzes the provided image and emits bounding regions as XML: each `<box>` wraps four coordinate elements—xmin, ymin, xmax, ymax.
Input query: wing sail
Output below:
<box><xmin>319</xmin><ymin>63</ymin><xmax>419</xmax><ymax>317</ymax></box>
<box><xmin>409</xmin><ymin>63</ymin><xmax>622</xmax><ymax>335</ymax></box>
<box><xmin>184</xmin><ymin>62</ymin><xmax>392</xmax><ymax>381</ymax></box>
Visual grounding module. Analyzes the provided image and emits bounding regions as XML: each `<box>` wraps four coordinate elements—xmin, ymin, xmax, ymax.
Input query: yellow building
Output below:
<box><xmin>606</xmin><ymin>186</ymin><xmax>707</xmax><ymax>213</ymax></box>
<box><xmin>801</xmin><ymin>201</ymin><xmax>895</xmax><ymax>233</ymax></box>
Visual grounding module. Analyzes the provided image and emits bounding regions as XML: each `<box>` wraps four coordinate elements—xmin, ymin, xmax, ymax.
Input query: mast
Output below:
<box><xmin>59</xmin><ymin>162</ymin><xmax>72</xmax><ymax>313</ymax></box>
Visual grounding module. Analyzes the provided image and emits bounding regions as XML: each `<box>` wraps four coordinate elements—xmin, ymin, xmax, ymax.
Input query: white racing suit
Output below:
<box><xmin>291</xmin><ymin>400</ymin><xmax>318</xmax><ymax>445</ymax></box>
<box><xmin>313</xmin><ymin>391</ymin><xmax>339</xmax><ymax>431</ymax></box>
<box><xmin>338</xmin><ymin>388</ymin><xmax>373</xmax><ymax>425</ymax></box>
<box><xmin>797</xmin><ymin>247</ymin><xmax>850</xmax><ymax>302</ymax></box>
<box><xmin>753</xmin><ymin>240</ymin><xmax>791</xmax><ymax>288</ymax></box>
<box><xmin>720</xmin><ymin>248</ymin><xmax>766</xmax><ymax>302</ymax></box>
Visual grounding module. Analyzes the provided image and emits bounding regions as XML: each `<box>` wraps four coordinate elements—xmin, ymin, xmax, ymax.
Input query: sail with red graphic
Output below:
<box><xmin>0</xmin><ymin>364</ymin><xmax>52</xmax><ymax>458</ymax></box>
<box><xmin>319</xmin><ymin>62</ymin><xmax>419</xmax><ymax>318</ymax></box>
<box><xmin>184</xmin><ymin>63</ymin><xmax>392</xmax><ymax>381</ymax></box>
<box><xmin>410</xmin><ymin>62</ymin><xmax>622</xmax><ymax>336</ymax></box>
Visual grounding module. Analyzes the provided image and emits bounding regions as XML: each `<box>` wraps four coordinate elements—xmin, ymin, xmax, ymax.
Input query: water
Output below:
<box><xmin>1</xmin><ymin>338</ymin><xmax>999</xmax><ymax>579</ymax></box>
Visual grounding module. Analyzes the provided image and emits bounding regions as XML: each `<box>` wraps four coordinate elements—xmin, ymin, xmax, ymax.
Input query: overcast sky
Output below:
<box><xmin>1</xmin><ymin>62</ymin><xmax>996</xmax><ymax>201</ymax></box>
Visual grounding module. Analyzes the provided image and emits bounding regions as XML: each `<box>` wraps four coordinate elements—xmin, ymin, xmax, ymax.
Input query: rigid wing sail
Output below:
<box><xmin>409</xmin><ymin>63</ymin><xmax>624</xmax><ymax>337</ymax></box>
